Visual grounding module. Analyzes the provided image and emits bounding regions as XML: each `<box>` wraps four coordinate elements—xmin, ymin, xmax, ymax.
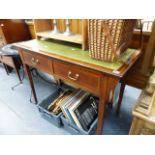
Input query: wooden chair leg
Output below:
<box><xmin>3</xmin><ymin>63</ymin><xmax>9</xmax><ymax>75</ymax></box>
<box><xmin>116</xmin><ymin>82</ymin><xmax>126</xmax><ymax>115</ymax></box>
<box><xmin>13</xmin><ymin>59</ymin><xmax>22</xmax><ymax>82</ymax></box>
<box><xmin>14</xmin><ymin>66</ymin><xmax>22</xmax><ymax>82</ymax></box>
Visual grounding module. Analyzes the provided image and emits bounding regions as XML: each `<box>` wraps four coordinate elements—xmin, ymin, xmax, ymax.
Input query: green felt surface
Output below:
<box><xmin>19</xmin><ymin>39</ymin><xmax>136</xmax><ymax>70</ymax></box>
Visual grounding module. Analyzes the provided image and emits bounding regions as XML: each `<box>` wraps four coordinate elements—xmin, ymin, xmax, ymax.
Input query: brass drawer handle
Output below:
<box><xmin>31</xmin><ymin>57</ymin><xmax>39</xmax><ymax>65</ymax></box>
<box><xmin>0</xmin><ymin>24</ymin><xmax>4</xmax><ymax>27</ymax></box>
<box><xmin>68</xmin><ymin>71</ymin><xmax>79</xmax><ymax>81</ymax></box>
<box><xmin>35</xmin><ymin>59</ymin><xmax>39</xmax><ymax>64</ymax></box>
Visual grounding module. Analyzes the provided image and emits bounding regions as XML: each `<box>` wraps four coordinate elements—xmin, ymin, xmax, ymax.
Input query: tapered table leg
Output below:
<box><xmin>24</xmin><ymin>64</ymin><xmax>38</xmax><ymax>103</ymax></box>
<box><xmin>96</xmin><ymin>75</ymin><xmax>119</xmax><ymax>134</ymax></box>
<box><xmin>96</xmin><ymin>77</ymin><xmax>108</xmax><ymax>135</ymax></box>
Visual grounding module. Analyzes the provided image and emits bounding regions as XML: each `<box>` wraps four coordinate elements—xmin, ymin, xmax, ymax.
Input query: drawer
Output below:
<box><xmin>1</xmin><ymin>56</ymin><xmax>14</xmax><ymax>67</ymax></box>
<box><xmin>53</xmin><ymin>60</ymin><xmax>101</xmax><ymax>95</ymax></box>
<box><xmin>22</xmin><ymin>50</ymin><xmax>53</xmax><ymax>74</ymax></box>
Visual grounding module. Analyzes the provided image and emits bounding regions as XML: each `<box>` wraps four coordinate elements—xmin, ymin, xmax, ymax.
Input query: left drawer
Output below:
<box><xmin>22</xmin><ymin>50</ymin><xmax>53</xmax><ymax>74</ymax></box>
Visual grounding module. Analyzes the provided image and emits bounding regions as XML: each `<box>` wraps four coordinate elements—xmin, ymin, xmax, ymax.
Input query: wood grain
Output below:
<box><xmin>22</xmin><ymin>50</ymin><xmax>53</xmax><ymax>75</ymax></box>
<box><xmin>0</xmin><ymin>19</ymin><xmax>31</xmax><ymax>43</ymax></box>
<box><xmin>33</xmin><ymin>19</ymin><xmax>53</xmax><ymax>33</ymax></box>
<box><xmin>36</xmin><ymin>31</ymin><xmax>83</xmax><ymax>44</ymax></box>
<box><xmin>33</xmin><ymin>19</ymin><xmax>88</xmax><ymax>50</ymax></box>
<box><xmin>53</xmin><ymin>59</ymin><xmax>101</xmax><ymax>95</ymax></box>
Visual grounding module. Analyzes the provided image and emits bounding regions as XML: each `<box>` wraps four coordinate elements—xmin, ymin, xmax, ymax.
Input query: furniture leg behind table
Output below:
<box><xmin>1</xmin><ymin>56</ymin><xmax>22</xmax><ymax>82</ymax></box>
<box><xmin>3</xmin><ymin>63</ymin><xmax>10</xmax><ymax>75</ymax></box>
<box><xmin>14</xmin><ymin>63</ymin><xmax>22</xmax><ymax>82</ymax></box>
<box><xmin>12</xmin><ymin>57</ymin><xmax>22</xmax><ymax>82</ymax></box>
<box><xmin>116</xmin><ymin>81</ymin><xmax>126</xmax><ymax>115</ymax></box>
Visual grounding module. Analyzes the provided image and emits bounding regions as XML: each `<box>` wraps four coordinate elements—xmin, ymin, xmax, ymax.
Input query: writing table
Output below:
<box><xmin>14</xmin><ymin>39</ymin><xmax>141</xmax><ymax>134</ymax></box>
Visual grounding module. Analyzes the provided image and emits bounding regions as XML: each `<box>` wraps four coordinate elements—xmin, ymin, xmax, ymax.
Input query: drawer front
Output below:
<box><xmin>1</xmin><ymin>56</ymin><xmax>14</xmax><ymax>67</ymax></box>
<box><xmin>53</xmin><ymin>60</ymin><xmax>101</xmax><ymax>94</ymax></box>
<box><xmin>22</xmin><ymin>50</ymin><xmax>53</xmax><ymax>74</ymax></box>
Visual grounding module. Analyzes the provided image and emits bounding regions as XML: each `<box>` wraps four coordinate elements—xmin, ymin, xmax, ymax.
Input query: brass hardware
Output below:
<box><xmin>31</xmin><ymin>57</ymin><xmax>39</xmax><ymax>65</ymax></box>
<box><xmin>35</xmin><ymin>59</ymin><xmax>39</xmax><ymax>64</ymax></box>
<box><xmin>67</xmin><ymin>71</ymin><xmax>79</xmax><ymax>81</ymax></box>
<box><xmin>0</xmin><ymin>24</ymin><xmax>4</xmax><ymax>27</ymax></box>
<box><xmin>31</xmin><ymin>57</ymin><xmax>35</xmax><ymax>64</ymax></box>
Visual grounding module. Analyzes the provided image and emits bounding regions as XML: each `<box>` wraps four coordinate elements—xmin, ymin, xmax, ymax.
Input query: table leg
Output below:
<box><xmin>96</xmin><ymin>77</ymin><xmax>108</xmax><ymax>135</ymax></box>
<box><xmin>24</xmin><ymin>64</ymin><xmax>38</xmax><ymax>103</ymax></box>
<box><xmin>97</xmin><ymin>76</ymin><xmax>119</xmax><ymax>134</ymax></box>
<box><xmin>116</xmin><ymin>81</ymin><xmax>126</xmax><ymax>115</ymax></box>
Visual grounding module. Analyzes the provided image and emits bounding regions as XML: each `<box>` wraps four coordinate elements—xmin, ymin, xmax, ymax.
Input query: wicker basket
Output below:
<box><xmin>88</xmin><ymin>19</ymin><xmax>137</xmax><ymax>62</ymax></box>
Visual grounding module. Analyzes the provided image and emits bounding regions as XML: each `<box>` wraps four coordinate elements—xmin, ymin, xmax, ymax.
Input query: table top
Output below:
<box><xmin>14</xmin><ymin>39</ymin><xmax>141</xmax><ymax>78</ymax></box>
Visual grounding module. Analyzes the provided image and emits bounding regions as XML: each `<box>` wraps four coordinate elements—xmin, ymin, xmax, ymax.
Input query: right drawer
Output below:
<box><xmin>53</xmin><ymin>60</ymin><xmax>101</xmax><ymax>95</ymax></box>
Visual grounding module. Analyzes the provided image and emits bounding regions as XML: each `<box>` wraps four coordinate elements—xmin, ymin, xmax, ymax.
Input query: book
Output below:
<box><xmin>59</xmin><ymin>90</ymin><xmax>78</xmax><ymax>118</ymax></box>
<box><xmin>68</xmin><ymin>91</ymin><xmax>90</xmax><ymax>129</ymax></box>
<box><xmin>73</xmin><ymin>96</ymin><xmax>98</xmax><ymax>131</ymax></box>
<box><xmin>63</xmin><ymin>90</ymin><xmax>87</xmax><ymax>124</ymax></box>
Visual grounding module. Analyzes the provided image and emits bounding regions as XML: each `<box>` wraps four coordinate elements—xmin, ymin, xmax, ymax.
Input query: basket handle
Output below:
<box><xmin>102</xmin><ymin>20</ymin><xmax>142</xmax><ymax>60</ymax></box>
<box><xmin>101</xmin><ymin>21</ymin><xmax>117</xmax><ymax>60</ymax></box>
<box><xmin>116</xmin><ymin>20</ymin><xmax>143</xmax><ymax>57</ymax></box>
<box><xmin>116</xmin><ymin>42</ymin><xmax>127</xmax><ymax>57</ymax></box>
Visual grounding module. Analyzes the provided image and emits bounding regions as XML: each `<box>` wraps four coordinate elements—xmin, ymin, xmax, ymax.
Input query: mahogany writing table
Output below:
<box><xmin>14</xmin><ymin>39</ymin><xmax>141</xmax><ymax>134</ymax></box>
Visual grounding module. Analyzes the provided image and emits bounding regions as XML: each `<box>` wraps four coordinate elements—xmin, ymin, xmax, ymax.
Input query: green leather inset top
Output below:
<box><xmin>18</xmin><ymin>39</ymin><xmax>136</xmax><ymax>71</ymax></box>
